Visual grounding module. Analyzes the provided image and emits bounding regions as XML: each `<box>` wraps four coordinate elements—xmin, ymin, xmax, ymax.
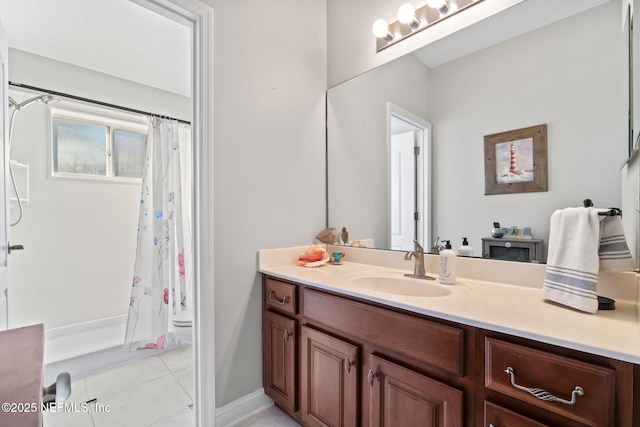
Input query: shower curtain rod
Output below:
<box><xmin>8</xmin><ymin>81</ymin><xmax>191</xmax><ymax>125</ymax></box>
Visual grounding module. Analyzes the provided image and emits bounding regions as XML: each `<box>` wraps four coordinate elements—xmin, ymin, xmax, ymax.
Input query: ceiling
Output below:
<box><xmin>0</xmin><ymin>0</ymin><xmax>191</xmax><ymax>97</ymax></box>
<box><xmin>412</xmin><ymin>0</ymin><xmax>611</xmax><ymax>69</ymax></box>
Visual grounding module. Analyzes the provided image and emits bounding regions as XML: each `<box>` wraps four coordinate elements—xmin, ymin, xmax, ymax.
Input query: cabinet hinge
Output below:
<box><xmin>414</xmin><ymin>146</ymin><xmax>420</xmax><ymax>156</ymax></box>
<box><xmin>414</xmin><ymin>212</ymin><xmax>420</xmax><ymax>221</ymax></box>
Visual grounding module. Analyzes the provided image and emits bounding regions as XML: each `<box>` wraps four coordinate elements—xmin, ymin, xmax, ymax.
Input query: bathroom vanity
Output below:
<box><xmin>259</xmin><ymin>247</ymin><xmax>640</xmax><ymax>427</ymax></box>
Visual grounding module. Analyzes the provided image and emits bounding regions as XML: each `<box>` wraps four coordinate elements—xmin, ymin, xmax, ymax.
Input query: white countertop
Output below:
<box><xmin>259</xmin><ymin>246</ymin><xmax>640</xmax><ymax>364</ymax></box>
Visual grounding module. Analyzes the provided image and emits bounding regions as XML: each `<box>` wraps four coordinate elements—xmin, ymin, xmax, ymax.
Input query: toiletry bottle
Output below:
<box><xmin>439</xmin><ymin>241</ymin><xmax>457</xmax><ymax>285</ymax></box>
<box><xmin>457</xmin><ymin>237</ymin><xmax>473</xmax><ymax>257</ymax></box>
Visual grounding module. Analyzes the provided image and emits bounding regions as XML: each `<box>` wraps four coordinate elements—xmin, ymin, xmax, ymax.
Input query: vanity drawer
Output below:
<box><xmin>264</xmin><ymin>278</ymin><xmax>298</xmax><ymax>315</ymax></box>
<box><xmin>484</xmin><ymin>401</ymin><xmax>549</xmax><ymax>427</ymax></box>
<box><xmin>485</xmin><ymin>337</ymin><xmax>615</xmax><ymax>427</ymax></box>
<box><xmin>303</xmin><ymin>289</ymin><xmax>465</xmax><ymax>376</ymax></box>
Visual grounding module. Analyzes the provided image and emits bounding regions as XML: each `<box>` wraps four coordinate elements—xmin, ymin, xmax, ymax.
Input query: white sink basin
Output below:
<box><xmin>347</xmin><ymin>273</ymin><xmax>451</xmax><ymax>298</ymax></box>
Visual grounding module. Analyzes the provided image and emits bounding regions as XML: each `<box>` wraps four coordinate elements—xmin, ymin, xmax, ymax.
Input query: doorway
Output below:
<box><xmin>0</xmin><ymin>0</ymin><xmax>214</xmax><ymax>426</ymax></box>
<box><xmin>387</xmin><ymin>103</ymin><xmax>431</xmax><ymax>252</ymax></box>
<box><xmin>128</xmin><ymin>3</ymin><xmax>215</xmax><ymax>426</ymax></box>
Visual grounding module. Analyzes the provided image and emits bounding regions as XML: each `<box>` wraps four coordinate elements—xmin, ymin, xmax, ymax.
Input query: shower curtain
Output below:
<box><xmin>124</xmin><ymin>117</ymin><xmax>192</xmax><ymax>351</ymax></box>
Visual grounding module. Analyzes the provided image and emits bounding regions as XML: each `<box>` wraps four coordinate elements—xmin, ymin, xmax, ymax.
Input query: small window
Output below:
<box><xmin>53</xmin><ymin>118</ymin><xmax>108</xmax><ymax>176</ymax></box>
<box><xmin>51</xmin><ymin>107</ymin><xmax>147</xmax><ymax>182</ymax></box>
<box><xmin>113</xmin><ymin>130</ymin><xmax>146</xmax><ymax>178</ymax></box>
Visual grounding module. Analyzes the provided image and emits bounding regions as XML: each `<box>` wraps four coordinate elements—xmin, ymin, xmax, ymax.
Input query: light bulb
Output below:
<box><xmin>426</xmin><ymin>0</ymin><xmax>447</xmax><ymax>7</ymax></box>
<box><xmin>397</xmin><ymin>3</ymin><xmax>417</xmax><ymax>24</ymax></box>
<box><xmin>372</xmin><ymin>18</ymin><xmax>391</xmax><ymax>38</ymax></box>
<box><xmin>426</xmin><ymin>0</ymin><xmax>450</xmax><ymax>13</ymax></box>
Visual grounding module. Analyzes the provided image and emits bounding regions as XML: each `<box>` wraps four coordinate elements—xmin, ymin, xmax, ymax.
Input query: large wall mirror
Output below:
<box><xmin>328</xmin><ymin>0</ymin><xmax>635</xmax><ymax>264</ymax></box>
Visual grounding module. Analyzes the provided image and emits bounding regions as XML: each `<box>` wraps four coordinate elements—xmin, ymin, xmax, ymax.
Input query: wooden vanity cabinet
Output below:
<box><xmin>262</xmin><ymin>279</ymin><xmax>298</xmax><ymax>414</ymax></box>
<box><xmin>262</xmin><ymin>275</ymin><xmax>471</xmax><ymax>426</ymax></box>
<box><xmin>302</xmin><ymin>287</ymin><xmax>469</xmax><ymax>426</ymax></box>
<box><xmin>261</xmin><ymin>275</ymin><xmax>640</xmax><ymax>426</ymax></box>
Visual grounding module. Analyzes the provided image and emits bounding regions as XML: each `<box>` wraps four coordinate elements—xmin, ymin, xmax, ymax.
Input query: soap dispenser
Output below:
<box><xmin>439</xmin><ymin>240</ymin><xmax>457</xmax><ymax>285</ymax></box>
<box><xmin>457</xmin><ymin>238</ymin><xmax>473</xmax><ymax>257</ymax></box>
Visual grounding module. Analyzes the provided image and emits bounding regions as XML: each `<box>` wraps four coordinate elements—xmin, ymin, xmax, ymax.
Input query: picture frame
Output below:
<box><xmin>484</xmin><ymin>124</ymin><xmax>548</xmax><ymax>195</ymax></box>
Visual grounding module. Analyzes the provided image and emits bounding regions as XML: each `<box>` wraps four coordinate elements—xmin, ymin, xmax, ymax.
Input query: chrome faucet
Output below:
<box><xmin>404</xmin><ymin>240</ymin><xmax>435</xmax><ymax>280</ymax></box>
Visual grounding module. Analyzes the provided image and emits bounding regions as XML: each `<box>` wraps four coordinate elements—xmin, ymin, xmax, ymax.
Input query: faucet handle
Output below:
<box><xmin>412</xmin><ymin>239</ymin><xmax>424</xmax><ymax>252</ymax></box>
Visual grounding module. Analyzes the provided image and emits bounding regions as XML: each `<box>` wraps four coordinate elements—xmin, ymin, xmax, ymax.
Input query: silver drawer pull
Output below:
<box><xmin>268</xmin><ymin>290</ymin><xmax>289</xmax><ymax>305</ymax></box>
<box><xmin>505</xmin><ymin>367</ymin><xmax>584</xmax><ymax>406</ymax></box>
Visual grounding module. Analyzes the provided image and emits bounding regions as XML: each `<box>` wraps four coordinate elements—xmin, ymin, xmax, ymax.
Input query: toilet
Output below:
<box><xmin>172</xmin><ymin>309</ymin><xmax>193</xmax><ymax>328</ymax></box>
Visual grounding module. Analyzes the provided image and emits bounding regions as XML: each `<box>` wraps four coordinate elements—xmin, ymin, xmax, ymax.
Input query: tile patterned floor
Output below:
<box><xmin>43</xmin><ymin>344</ymin><xmax>297</xmax><ymax>426</ymax></box>
<box><xmin>43</xmin><ymin>345</ymin><xmax>194</xmax><ymax>427</ymax></box>
<box><xmin>233</xmin><ymin>406</ymin><xmax>301</xmax><ymax>427</ymax></box>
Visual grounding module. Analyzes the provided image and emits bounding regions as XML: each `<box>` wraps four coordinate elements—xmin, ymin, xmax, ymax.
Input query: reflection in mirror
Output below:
<box><xmin>327</xmin><ymin>1</ymin><xmax>629</xmax><ymax>263</ymax></box>
<box><xmin>389</xmin><ymin>104</ymin><xmax>431</xmax><ymax>251</ymax></box>
<box><xmin>625</xmin><ymin>0</ymin><xmax>640</xmax><ymax>269</ymax></box>
<box><xmin>328</xmin><ymin>54</ymin><xmax>430</xmax><ymax>251</ymax></box>
<box><xmin>633</xmin><ymin>0</ymin><xmax>639</xmax><ymax>155</ymax></box>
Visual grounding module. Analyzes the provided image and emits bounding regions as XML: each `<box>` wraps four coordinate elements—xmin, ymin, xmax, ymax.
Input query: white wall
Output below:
<box><xmin>430</xmin><ymin>0</ymin><xmax>627</xmax><ymax>259</ymax></box>
<box><xmin>328</xmin><ymin>54</ymin><xmax>430</xmax><ymax>248</ymax></box>
<box><xmin>7</xmin><ymin>50</ymin><xmax>190</xmax><ymax>331</ymax></box>
<box><xmin>201</xmin><ymin>0</ymin><xmax>327</xmax><ymax>407</ymax></box>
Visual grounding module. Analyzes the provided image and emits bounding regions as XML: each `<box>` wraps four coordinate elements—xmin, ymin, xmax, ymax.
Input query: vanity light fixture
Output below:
<box><xmin>372</xmin><ymin>0</ymin><xmax>484</xmax><ymax>52</ymax></box>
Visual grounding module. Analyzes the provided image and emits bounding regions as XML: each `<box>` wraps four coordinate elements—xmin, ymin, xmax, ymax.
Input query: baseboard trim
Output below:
<box><xmin>215</xmin><ymin>388</ymin><xmax>274</xmax><ymax>427</ymax></box>
<box><xmin>44</xmin><ymin>314</ymin><xmax>128</xmax><ymax>364</ymax></box>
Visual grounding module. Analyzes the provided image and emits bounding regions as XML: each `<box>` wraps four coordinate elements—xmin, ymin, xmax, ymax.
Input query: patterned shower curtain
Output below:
<box><xmin>124</xmin><ymin>117</ymin><xmax>190</xmax><ymax>351</ymax></box>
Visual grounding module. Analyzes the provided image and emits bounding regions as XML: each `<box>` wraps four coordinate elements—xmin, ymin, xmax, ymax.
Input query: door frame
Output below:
<box><xmin>0</xmin><ymin>18</ymin><xmax>8</xmax><ymax>330</ymax></box>
<box><xmin>131</xmin><ymin>1</ymin><xmax>215</xmax><ymax>426</ymax></box>
<box><xmin>386</xmin><ymin>102</ymin><xmax>432</xmax><ymax>251</ymax></box>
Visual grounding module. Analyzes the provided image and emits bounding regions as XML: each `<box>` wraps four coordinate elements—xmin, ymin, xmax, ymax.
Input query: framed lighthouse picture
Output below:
<box><xmin>483</xmin><ymin>124</ymin><xmax>548</xmax><ymax>195</ymax></box>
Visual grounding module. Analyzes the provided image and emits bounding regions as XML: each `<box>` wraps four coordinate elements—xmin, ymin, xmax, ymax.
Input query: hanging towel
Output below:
<box><xmin>542</xmin><ymin>207</ymin><xmax>635</xmax><ymax>313</ymax></box>
<box><xmin>599</xmin><ymin>214</ymin><xmax>636</xmax><ymax>272</ymax></box>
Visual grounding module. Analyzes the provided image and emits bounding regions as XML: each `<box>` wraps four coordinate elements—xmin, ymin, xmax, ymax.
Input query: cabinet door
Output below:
<box><xmin>263</xmin><ymin>310</ymin><xmax>297</xmax><ymax>412</ymax></box>
<box><xmin>301</xmin><ymin>325</ymin><xmax>358</xmax><ymax>427</ymax></box>
<box><xmin>368</xmin><ymin>354</ymin><xmax>463</xmax><ymax>427</ymax></box>
<box><xmin>484</xmin><ymin>401</ymin><xmax>549</xmax><ymax>427</ymax></box>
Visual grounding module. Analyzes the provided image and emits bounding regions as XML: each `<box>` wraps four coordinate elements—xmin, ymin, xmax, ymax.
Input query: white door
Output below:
<box><xmin>0</xmin><ymin>21</ymin><xmax>9</xmax><ymax>330</ymax></box>
<box><xmin>390</xmin><ymin>131</ymin><xmax>416</xmax><ymax>251</ymax></box>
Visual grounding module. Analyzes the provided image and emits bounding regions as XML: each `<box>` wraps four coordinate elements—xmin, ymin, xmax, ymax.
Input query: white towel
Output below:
<box><xmin>542</xmin><ymin>207</ymin><xmax>635</xmax><ymax>313</ymax></box>
<box><xmin>599</xmin><ymin>214</ymin><xmax>636</xmax><ymax>272</ymax></box>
